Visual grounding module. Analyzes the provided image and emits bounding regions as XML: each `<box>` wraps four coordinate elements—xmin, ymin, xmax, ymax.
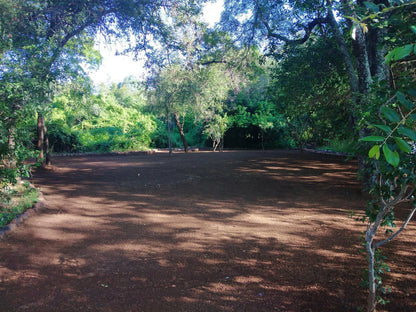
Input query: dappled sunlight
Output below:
<box><xmin>0</xmin><ymin>268</ymin><xmax>41</xmax><ymax>283</ymax></box>
<box><xmin>90</xmin><ymin>242</ymin><xmax>173</xmax><ymax>256</ymax></box>
<box><xmin>3</xmin><ymin>151</ymin><xmax>402</xmax><ymax>311</ymax></box>
<box><xmin>30</xmin><ymin>226</ymin><xmax>88</xmax><ymax>242</ymax></box>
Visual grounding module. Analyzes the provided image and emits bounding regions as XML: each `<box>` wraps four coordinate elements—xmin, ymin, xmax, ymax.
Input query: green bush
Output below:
<box><xmin>48</xmin><ymin>123</ymin><xmax>81</xmax><ymax>153</ymax></box>
<box><xmin>319</xmin><ymin>137</ymin><xmax>356</xmax><ymax>154</ymax></box>
<box><xmin>0</xmin><ymin>182</ymin><xmax>39</xmax><ymax>228</ymax></box>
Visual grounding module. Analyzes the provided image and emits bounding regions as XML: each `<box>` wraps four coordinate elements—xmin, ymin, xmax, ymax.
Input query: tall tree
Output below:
<box><xmin>220</xmin><ymin>0</ymin><xmax>414</xmax><ymax>136</ymax></box>
<box><xmin>1</xmin><ymin>0</ymin><xmax>204</xmax><ymax>165</ymax></box>
<box><xmin>220</xmin><ymin>1</ymin><xmax>416</xmax><ymax>311</ymax></box>
<box><xmin>270</xmin><ymin>36</ymin><xmax>352</xmax><ymax>149</ymax></box>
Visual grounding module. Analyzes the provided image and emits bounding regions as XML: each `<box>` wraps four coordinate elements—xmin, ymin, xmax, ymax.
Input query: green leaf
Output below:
<box><xmin>407</xmin><ymin>88</ymin><xmax>416</xmax><ymax>97</ymax></box>
<box><xmin>386</xmin><ymin>44</ymin><xmax>414</xmax><ymax>64</ymax></box>
<box><xmin>381</xmin><ymin>106</ymin><xmax>400</xmax><ymax>123</ymax></box>
<box><xmin>382</xmin><ymin>144</ymin><xmax>400</xmax><ymax>167</ymax></box>
<box><xmin>396</xmin><ymin>91</ymin><xmax>413</xmax><ymax>109</ymax></box>
<box><xmin>394</xmin><ymin>137</ymin><xmax>412</xmax><ymax>153</ymax></box>
<box><xmin>364</xmin><ymin>1</ymin><xmax>379</xmax><ymax>12</ymax></box>
<box><xmin>373</xmin><ymin>124</ymin><xmax>392</xmax><ymax>133</ymax></box>
<box><xmin>360</xmin><ymin>136</ymin><xmax>385</xmax><ymax>142</ymax></box>
<box><xmin>411</xmin><ymin>25</ymin><xmax>416</xmax><ymax>35</ymax></box>
<box><xmin>394</xmin><ymin>44</ymin><xmax>413</xmax><ymax>60</ymax></box>
<box><xmin>369</xmin><ymin>145</ymin><xmax>380</xmax><ymax>159</ymax></box>
<box><xmin>397</xmin><ymin>126</ymin><xmax>416</xmax><ymax>141</ymax></box>
<box><xmin>345</xmin><ymin>16</ymin><xmax>360</xmax><ymax>24</ymax></box>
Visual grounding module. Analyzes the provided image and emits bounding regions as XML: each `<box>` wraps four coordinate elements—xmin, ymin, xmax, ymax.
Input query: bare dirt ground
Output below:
<box><xmin>0</xmin><ymin>150</ymin><xmax>415</xmax><ymax>312</ymax></box>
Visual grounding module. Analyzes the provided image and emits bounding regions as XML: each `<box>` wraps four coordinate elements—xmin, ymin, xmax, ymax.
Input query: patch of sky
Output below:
<box><xmin>86</xmin><ymin>0</ymin><xmax>224</xmax><ymax>85</ymax></box>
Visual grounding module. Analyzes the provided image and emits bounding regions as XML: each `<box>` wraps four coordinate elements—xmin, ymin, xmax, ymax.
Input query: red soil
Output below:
<box><xmin>0</xmin><ymin>150</ymin><xmax>414</xmax><ymax>311</ymax></box>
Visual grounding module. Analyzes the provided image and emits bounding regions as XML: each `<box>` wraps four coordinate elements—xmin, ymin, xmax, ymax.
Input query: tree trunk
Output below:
<box><xmin>165</xmin><ymin>107</ymin><xmax>172</xmax><ymax>156</ymax></box>
<box><xmin>261</xmin><ymin>129</ymin><xmax>265</xmax><ymax>150</ymax></box>
<box><xmin>8</xmin><ymin>125</ymin><xmax>15</xmax><ymax>152</ymax></box>
<box><xmin>6</xmin><ymin>123</ymin><xmax>16</xmax><ymax>169</ymax></box>
<box><xmin>328</xmin><ymin>5</ymin><xmax>380</xmax><ymax>186</ymax></box>
<box><xmin>213</xmin><ymin>139</ymin><xmax>219</xmax><ymax>151</ymax></box>
<box><xmin>167</xmin><ymin>117</ymin><xmax>173</xmax><ymax>156</ymax></box>
<box><xmin>366</xmin><ymin>238</ymin><xmax>377</xmax><ymax>312</ymax></box>
<box><xmin>37</xmin><ymin>114</ymin><xmax>45</xmax><ymax>160</ymax></box>
<box><xmin>327</xmin><ymin>8</ymin><xmax>360</xmax><ymax>95</ymax></box>
<box><xmin>353</xmin><ymin>26</ymin><xmax>372</xmax><ymax>95</ymax></box>
<box><xmin>37</xmin><ymin>114</ymin><xmax>51</xmax><ymax>166</ymax></box>
<box><xmin>173</xmin><ymin>112</ymin><xmax>189</xmax><ymax>153</ymax></box>
<box><xmin>220</xmin><ymin>135</ymin><xmax>224</xmax><ymax>152</ymax></box>
<box><xmin>43</xmin><ymin>121</ymin><xmax>51</xmax><ymax>166</ymax></box>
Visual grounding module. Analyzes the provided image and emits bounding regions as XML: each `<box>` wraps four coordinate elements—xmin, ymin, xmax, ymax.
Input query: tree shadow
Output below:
<box><xmin>0</xmin><ymin>150</ymin><xmax>413</xmax><ymax>311</ymax></box>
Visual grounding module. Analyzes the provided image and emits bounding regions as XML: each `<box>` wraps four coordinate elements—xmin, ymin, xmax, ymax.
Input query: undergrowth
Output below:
<box><xmin>0</xmin><ymin>181</ymin><xmax>39</xmax><ymax>228</ymax></box>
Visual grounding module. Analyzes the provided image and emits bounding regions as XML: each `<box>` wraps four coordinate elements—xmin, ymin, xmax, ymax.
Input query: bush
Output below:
<box><xmin>0</xmin><ymin>181</ymin><xmax>39</xmax><ymax>228</ymax></box>
<box><xmin>47</xmin><ymin>123</ymin><xmax>81</xmax><ymax>153</ymax></box>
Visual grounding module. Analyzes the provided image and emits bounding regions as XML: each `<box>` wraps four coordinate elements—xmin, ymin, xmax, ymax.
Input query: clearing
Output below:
<box><xmin>0</xmin><ymin>150</ymin><xmax>415</xmax><ymax>311</ymax></box>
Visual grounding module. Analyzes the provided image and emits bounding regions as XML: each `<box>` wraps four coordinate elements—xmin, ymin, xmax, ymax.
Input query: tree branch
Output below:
<box><xmin>375</xmin><ymin>203</ymin><xmax>416</xmax><ymax>248</ymax></box>
<box><xmin>199</xmin><ymin>59</ymin><xmax>227</xmax><ymax>66</ymax></box>
<box><xmin>260</xmin><ymin>14</ymin><xmax>329</xmax><ymax>45</ymax></box>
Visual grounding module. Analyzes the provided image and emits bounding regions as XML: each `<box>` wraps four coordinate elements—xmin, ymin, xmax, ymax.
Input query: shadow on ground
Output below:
<box><xmin>0</xmin><ymin>150</ymin><xmax>414</xmax><ymax>312</ymax></box>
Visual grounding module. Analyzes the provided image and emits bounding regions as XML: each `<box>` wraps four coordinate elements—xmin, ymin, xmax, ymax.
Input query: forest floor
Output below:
<box><xmin>0</xmin><ymin>150</ymin><xmax>415</xmax><ymax>312</ymax></box>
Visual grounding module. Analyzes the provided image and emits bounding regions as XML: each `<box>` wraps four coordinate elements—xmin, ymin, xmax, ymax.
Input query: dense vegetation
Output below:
<box><xmin>1</xmin><ymin>0</ymin><xmax>416</xmax><ymax>311</ymax></box>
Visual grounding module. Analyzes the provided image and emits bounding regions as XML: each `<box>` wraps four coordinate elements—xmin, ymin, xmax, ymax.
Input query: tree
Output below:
<box><xmin>221</xmin><ymin>1</ymin><xmax>416</xmax><ymax>310</ymax></box>
<box><xmin>148</xmin><ymin>64</ymin><xmax>199</xmax><ymax>153</ymax></box>
<box><xmin>204</xmin><ymin>113</ymin><xmax>230</xmax><ymax>151</ymax></box>
<box><xmin>269</xmin><ymin>36</ymin><xmax>352</xmax><ymax>150</ymax></box>
<box><xmin>220</xmin><ymin>0</ymin><xmax>414</xmax><ymax>140</ymax></box>
<box><xmin>358</xmin><ymin>25</ymin><xmax>416</xmax><ymax>311</ymax></box>
<box><xmin>47</xmin><ymin>77</ymin><xmax>156</xmax><ymax>153</ymax></box>
<box><xmin>1</xmin><ymin>0</ymin><xmax>204</xmax><ymax>168</ymax></box>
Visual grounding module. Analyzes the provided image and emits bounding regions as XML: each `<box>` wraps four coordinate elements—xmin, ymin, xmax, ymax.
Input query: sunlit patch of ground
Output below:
<box><xmin>0</xmin><ymin>150</ymin><xmax>413</xmax><ymax>312</ymax></box>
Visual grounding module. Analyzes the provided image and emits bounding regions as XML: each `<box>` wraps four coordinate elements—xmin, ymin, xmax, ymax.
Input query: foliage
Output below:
<box><xmin>47</xmin><ymin>79</ymin><xmax>156</xmax><ymax>153</ymax></box>
<box><xmin>359</xmin><ymin>24</ymin><xmax>416</xmax><ymax>312</ymax></box>
<box><xmin>221</xmin><ymin>1</ymin><xmax>416</xmax><ymax>311</ymax></box>
<box><xmin>269</xmin><ymin>36</ymin><xmax>353</xmax><ymax>149</ymax></box>
<box><xmin>0</xmin><ymin>181</ymin><xmax>39</xmax><ymax>228</ymax></box>
<box><xmin>318</xmin><ymin>137</ymin><xmax>356</xmax><ymax>154</ymax></box>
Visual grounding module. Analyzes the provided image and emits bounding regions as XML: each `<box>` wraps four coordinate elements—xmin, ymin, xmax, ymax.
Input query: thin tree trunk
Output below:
<box><xmin>43</xmin><ymin>121</ymin><xmax>51</xmax><ymax>166</ymax></box>
<box><xmin>37</xmin><ymin>114</ymin><xmax>45</xmax><ymax>160</ymax></box>
<box><xmin>167</xmin><ymin>117</ymin><xmax>172</xmax><ymax>156</ymax></box>
<box><xmin>173</xmin><ymin>112</ymin><xmax>189</xmax><ymax>153</ymax></box>
<box><xmin>366</xmin><ymin>233</ymin><xmax>376</xmax><ymax>312</ymax></box>
<box><xmin>213</xmin><ymin>139</ymin><xmax>219</xmax><ymax>152</ymax></box>
<box><xmin>37</xmin><ymin>114</ymin><xmax>51</xmax><ymax>166</ymax></box>
<box><xmin>165</xmin><ymin>107</ymin><xmax>172</xmax><ymax>156</ymax></box>
<box><xmin>8</xmin><ymin>125</ymin><xmax>15</xmax><ymax>152</ymax></box>
<box><xmin>327</xmin><ymin>7</ymin><xmax>359</xmax><ymax>95</ymax></box>
<box><xmin>7</xmin><ymin>123</ymin><xmax>16</xmax><ymax>169</ymax></box>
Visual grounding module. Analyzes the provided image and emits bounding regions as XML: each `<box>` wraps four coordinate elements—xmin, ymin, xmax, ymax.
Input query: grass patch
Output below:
<box><xmin>0</xmin><ymin>181</ymin><xmax>39</xmax><ymax>228</ymax></box>
<box><xmin>318</xmin><ymin>137</ymin><xmax>356</xmax><ymax>154</ymax></box>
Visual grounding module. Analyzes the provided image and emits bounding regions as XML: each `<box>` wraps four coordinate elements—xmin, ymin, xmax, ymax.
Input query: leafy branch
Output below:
<box><xmin>360</xmin><ymin>92</ymin><xmax>416</xmax><ymax>167</ymax></box>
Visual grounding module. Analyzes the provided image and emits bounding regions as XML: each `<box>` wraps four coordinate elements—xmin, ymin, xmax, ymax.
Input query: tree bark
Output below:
<box><xmin>366</xmin><ymin>238</ymin><xmax>376</xmax><ymax>312</ymax></box>
<box><xmin>43</xmin><ymin>121</ymin><xmax>51</xmax><ymax>166</ymax></box>
<box><xmin>37</xmin><ymin>114</ymin><xmax>45</xmax><ymax>160</ymax></box>
<box><xmin>37</xmin><ymin>114</ymin><xmax>51</xmax><ymax>166</ymax></box>
<box><xmin>165</xmin><ymin>106</ymin><xmax>173</xmax><ymax>156</ymax></box>
<box><xmin>173</xmin><ymin>112</ymin><xmax>189</xmax><ymax>153</ymax></box>
<box><xmin>327</xmin><ymin>5</ymin><xmax>378</xmax><ymax>186</ymax></box>
<box><xmin>7</xmin><ymin>125</ymin><xmax>15</xmax><ymax>152</ymax></box>
<box><xmin>327</xmin><ymin>8</ymin><xmax>359</xmax><ymax>95</ymax></box>
<box><xmin>6</xmin><ymin>123</ymin><xmax>16</xmax><ymax>169</ymax></box>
